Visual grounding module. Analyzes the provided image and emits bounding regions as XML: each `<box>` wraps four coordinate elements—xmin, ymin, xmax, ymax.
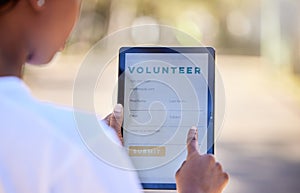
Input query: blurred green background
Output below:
<box><xmin>65</xmin><ymin>0</ymin><xmax>300</xmax><ymax>72</ymax></box>
<box><xmin>23</xmin><ymin>0</ymin><xmax>300</xmax><ymax>193</ymax></box>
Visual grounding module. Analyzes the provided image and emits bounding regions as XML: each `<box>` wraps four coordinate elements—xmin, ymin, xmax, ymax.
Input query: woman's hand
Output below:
<box><xmin>176</xmin><ymin>127</ymin><xmax>229</xmax><ymax>193</ymax></box>
<box><xmin>103</xmin><ymin>104</ymin><xmax>124</xmax><ymax>145</ymax></box>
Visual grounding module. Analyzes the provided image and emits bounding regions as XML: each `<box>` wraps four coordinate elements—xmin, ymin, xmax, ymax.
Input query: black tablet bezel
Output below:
<box><xmin>118</xmin><ymin>47</ymin><xmax>215</xmax><ymax>190</ymax></box>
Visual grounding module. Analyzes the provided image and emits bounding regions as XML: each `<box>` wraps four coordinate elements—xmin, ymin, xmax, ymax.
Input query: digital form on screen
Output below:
<box><xmin>122</xmin><ymin>52</ymin><xmax>210</xmax><ymax>184</ymax></box>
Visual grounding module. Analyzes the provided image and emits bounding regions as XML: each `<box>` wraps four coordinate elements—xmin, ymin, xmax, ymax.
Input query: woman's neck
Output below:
<box><xmin>0</xmin><ymin>20</ymin><xmax>27</xmax><ymax>78</ymax></box>
<box><xmin>0</xmin><ymin>46</ymin><xmax>26</xmax><ymax>78</ymax></box>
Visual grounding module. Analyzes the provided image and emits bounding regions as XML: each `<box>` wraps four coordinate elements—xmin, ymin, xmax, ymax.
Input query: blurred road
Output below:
<box><xmin>24</xmin><ymin>54</ymin><xmax>300</xmax><ymax>193</ymax></box>
<box><xmin>217</xmin><ymin>56</ymin><xmax>300</xmax><ymax>193</ymax></box>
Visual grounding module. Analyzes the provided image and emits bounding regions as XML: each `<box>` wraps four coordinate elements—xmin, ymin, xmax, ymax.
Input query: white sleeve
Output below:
<box><xmin>48</xmin><ymin>119</ymin><xmax>142</xmax><ymax>193</ymax></box>
<box><xmin>50</xmin><ymin>144</ymin><xmax>142</xmax><ymax>193</ymax></box>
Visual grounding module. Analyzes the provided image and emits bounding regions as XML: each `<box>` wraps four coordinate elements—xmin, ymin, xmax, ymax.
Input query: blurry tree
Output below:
<box><xmin>64</xmin><ymin>0</ymin><xmax>300</xmax><ymax>75</ymax></box>
<box><xmin>66</xmin><ymin>0</ymin><xmax>111</xmax><ymax>53</ymax></box>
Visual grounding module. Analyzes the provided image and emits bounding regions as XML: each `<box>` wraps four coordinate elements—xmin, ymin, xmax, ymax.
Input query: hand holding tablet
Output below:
<box><xmin>104</xmin><ymin>107</ymin><xmax>229</xmax><ymax>193</ymax></box>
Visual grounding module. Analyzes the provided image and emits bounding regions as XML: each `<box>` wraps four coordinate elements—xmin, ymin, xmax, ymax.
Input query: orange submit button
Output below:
<box><xmin>128</xmin><ymin>146</ymin><xmax>166</xmax><ymax>157</ymax></box>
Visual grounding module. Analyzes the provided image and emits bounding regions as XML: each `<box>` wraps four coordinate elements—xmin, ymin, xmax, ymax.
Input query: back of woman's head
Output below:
<box><xmin>0</xmin><ymin>0</ymin><xmax>19</xmax><ymax>13</ymax></box>
<box><xmin>0</xmin><ymin>0</ymin><xmax>18</xmax><ymax>6</ymax></box>
<box><xmin>0</xmin><ymin>0</ymin><xmax>81</xmax><ymax>66</ymax></box>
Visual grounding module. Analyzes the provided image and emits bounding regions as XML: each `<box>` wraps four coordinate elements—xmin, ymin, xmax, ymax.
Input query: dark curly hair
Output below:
<box><xmin>0</xmin><ymin>0</ymin><xmax>19</xmax><ymax>13</ymax></box>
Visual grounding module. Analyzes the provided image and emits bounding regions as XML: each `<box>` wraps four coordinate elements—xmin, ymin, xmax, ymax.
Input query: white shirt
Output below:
<box><xmin>0</xmin><ymin>76</ymin><xmax>142</xmax><ymax>193</ymax></box>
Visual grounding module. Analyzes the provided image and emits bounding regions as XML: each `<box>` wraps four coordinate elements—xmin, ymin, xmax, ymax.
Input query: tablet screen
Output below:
<box><xmin>118</xmin><ymin>47</ymin><xmax>215</xmax><ymax>189</ymax></box>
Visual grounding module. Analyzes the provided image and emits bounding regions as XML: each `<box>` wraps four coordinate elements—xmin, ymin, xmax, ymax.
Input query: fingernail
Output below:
<box><xmin>191</xmin><ymin>126</ymin><xmax>197</xmax><ymax>131</ymax></box>
<box><xmin>114</xmin><ymin>104</ymin><xmax>123</xmax><ymax>113</ymax></box>
<box><xmin>191</xmin><ymin>126</ymin><xmax>197</xmax><ymax>140</ymax></box>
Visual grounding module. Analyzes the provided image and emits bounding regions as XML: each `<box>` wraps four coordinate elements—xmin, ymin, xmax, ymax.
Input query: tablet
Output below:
<box><xmin>118</xmin><ymin>47</ymin><xmax>215</xmax><ymax>190</ymax></box>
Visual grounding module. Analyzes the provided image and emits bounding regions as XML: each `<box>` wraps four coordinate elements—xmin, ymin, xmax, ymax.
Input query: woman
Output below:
<box><xmin>0</xmin><ymin>0</ymin><xmax>228</xmax><ymax>192</ymax></box>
